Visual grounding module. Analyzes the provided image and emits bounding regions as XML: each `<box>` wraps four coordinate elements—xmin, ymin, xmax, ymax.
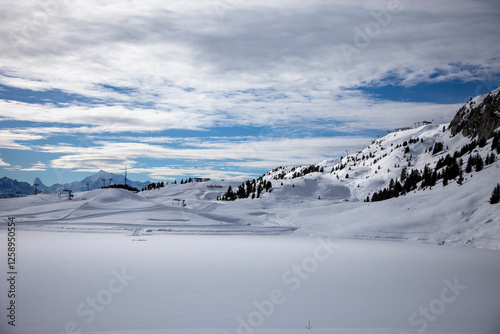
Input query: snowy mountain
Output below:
<box><xmin>0</xmin><ymin>170</ymin><xmax>151</xmax><ymax>196</ymax></box>
<box><xmin>40</xmin><ymin>170</ymin><xmax>151</xmax><ymax>193</ymax></box>
<box><xmin>73</xmin><ymin>170</ymin><xmax>149</xmax><ymax>192</ymax></box>
<box><xmin>32</xmin><ymin>177</ymin><xmax>45</xmax><ymax>187</ymax></box>
<box><xmin>256</xmin><ymin>87</ymin><xmax>500</xmax><ymax>205</ymax></box>
<box><xmin>31</xmin><ymin>177</ymin><xmax>48</xmax><ymax>193</ymax></box>
<box><xmin>0</xmin><ymin>177</ymin><xmax>36</xmax><ymax>198</ymax></box>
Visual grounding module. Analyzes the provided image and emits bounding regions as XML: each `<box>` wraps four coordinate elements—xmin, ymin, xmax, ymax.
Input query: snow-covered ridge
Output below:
<box><xmin>258</xmin><ymin>87</ymin><xmax>500</xmax><ymax>205</ymax></box>
<box><xmin>259</xmin><ymin>123</ymin><xmax>493</xmax><ymax>201</ymax></box>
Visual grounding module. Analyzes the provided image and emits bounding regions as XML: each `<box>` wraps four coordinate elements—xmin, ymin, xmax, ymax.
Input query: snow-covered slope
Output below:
<box><xmin>261</xmin><ymin>88</ymin><xmax>500</xmax><ymax>204</ymax></box>
<box><xmin>260</xmin><ymin>123</ymin><xmax>495</xmax><ymax>201</ymax></box>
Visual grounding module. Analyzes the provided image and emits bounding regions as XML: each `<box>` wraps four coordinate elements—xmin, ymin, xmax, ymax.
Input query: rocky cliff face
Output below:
<box><xmin>449</xmin><ymin>87</ymin><xmax>500</xmax><ymax>140</ymax></box>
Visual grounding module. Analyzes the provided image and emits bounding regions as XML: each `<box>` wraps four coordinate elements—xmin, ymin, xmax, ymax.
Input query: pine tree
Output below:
<box><xmin>465</xmin><ymin>155</ymin><xmax>473</xmax><ymax>173</ymax></box>
<box><xmin>475</xmin><ymin>154</ymin><xmax>484</xmax><ymax>172</ymax></box>
<box><xmin>430</xmin><ymin>171</ymin><xmax>437</xmax><ymax>187</ymax></box>
<box><xmin>400</xmin><ymin>167</ymin><xmax>408</xmax><ymax>182</ymax></box>
<box><xmin>222</xmin><ymin>185</ymin><xmax>236</xmax><ymax>201</ymax></box>
<box><xmin>490</xmin><ymin>184</ymin><xmax>500</xmax><ymax>204</ymax></box>
<box><xmin>432</xmin><ymin>142</ymin><xmax>444</xmax><ymax>154</ymax></box>
<box><xmin>491</xmin><ymin>132</ymin><xmax>500</xmax><ymax>153</ymax></box>
<box><xmin>486</xmin><ymin>153</ymin><xmax>496</xmax><ymax>165</ymax></box>
<box><xmin>265</xmin><ymin>181</ymin><xmax>272</xmax><ymax>192</ymax></box>
<box><xmin>392</xmin><ymin>180</ymin><xmax>403</xmax><ymax>198</ymax></box>
<box><xmin>421</xmin><ymin>165</ymin><xmax>432</xmax><ymax>188</ymax></box>
<box><xmin>457</xmin><ymin>167</ymin><xmax>464</xmax><ymax>185</ymax></box>
<box><xmin>445</xmin><ymin>157</ymin><xmax>460</xmax><ymax>180</ymax></box>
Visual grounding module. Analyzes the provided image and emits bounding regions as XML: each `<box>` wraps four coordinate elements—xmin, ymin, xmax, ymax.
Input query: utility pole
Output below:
<box><xmin>109</xmin><ymin>178</ymin><xmax>112</xmax><ymax>187</ymax></box>
<box><xmin>102</xmin><ymin>178</ymin><xmax>106</xmax><ymax>188</ymax></box>
<box><xmin>34</xmin><ymin>183</ymin><xmax>39</xmax><ymax>195</ymax></box>
<box><xmin>124</xmin><ymin>165</ymin><xmax>128</xmax><ymax>186</ymax></box>
<box><xmin>86</xmin><ymin>183</ymin><xmax>90</xmax><ymax>191</ymax></box>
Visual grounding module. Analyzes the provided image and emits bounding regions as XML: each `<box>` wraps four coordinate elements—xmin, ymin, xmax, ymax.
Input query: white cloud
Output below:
<box><xmin>0</xmin><ymin>100</ymin><xmax>216</xmax><ymax>132</ymax></box>
<box><xmin>0</xmin><ymin>157</ymin><xmax>10</xmax><ymax>167</ymax></box>
<box><xmin>37</xmin><ymin>136</ymin><xmax>374</xmax><ymax>178</ymax></box>
<box><xmin>4</xmin><ymin>161</ymin><xmax>47</xmax><ymax>172</ymax></box>
<box><xmin>21</xmin><ymin>161</ymin><xmax>47</xmax><ymax>171</ymax></box>
<box><xmin>130</xmin><ymin>166</ymin><xmax>257</xmax><ymax>182</ymax></box>
<box><xmin>1</xmin><ymin>0</ymin><xmax>498</xmax><ymax>104</ymax></box>
<box><xmin>0</xmin><ymin>130</ymin><xmax>44</xmax><ymax>150</ymax></box>
<box><xmin>0</xmin><ymin>93</ymin><xmax>459</xmax><ymax>134</ymax></box>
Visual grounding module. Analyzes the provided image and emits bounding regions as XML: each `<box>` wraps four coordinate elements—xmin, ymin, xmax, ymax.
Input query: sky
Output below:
<box><xmin>0</xmin><ymin>0</ymin><xmax>499</xmax><ymax>186</ymax></box>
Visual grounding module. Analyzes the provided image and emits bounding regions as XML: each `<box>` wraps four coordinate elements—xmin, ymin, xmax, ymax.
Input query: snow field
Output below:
<box><xmin>1</xmin><ymin>232</ymin><xmax>499</xmax><ymax>334</ymax></box>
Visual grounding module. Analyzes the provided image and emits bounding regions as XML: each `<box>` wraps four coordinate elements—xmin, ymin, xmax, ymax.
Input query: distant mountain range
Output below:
<box><xmin>0</xmin><ymin>177</ymin><xmax>37</xmax><ymax>198</ymax></box>
<box><xmin>0</xmin><ymin>170</ymin><xmax>151</xmax><ymax>198</ymax></box>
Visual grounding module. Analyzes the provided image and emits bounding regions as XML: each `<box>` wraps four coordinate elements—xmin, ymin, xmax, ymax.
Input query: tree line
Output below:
<box><xmin>368</xmin><ymin>137</ymin><xmax>498</xmax><ymax>202</ymax></box>
<box><xmin>218</xmin><ymin>179</ymin><xmax>273</xmax><ymax>201</ymax></box>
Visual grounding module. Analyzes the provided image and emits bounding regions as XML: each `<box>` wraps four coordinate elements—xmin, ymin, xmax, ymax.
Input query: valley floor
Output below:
<box><xmin>2</xmin><ymin>231</ymin><xmax>500</xmax><ymax>334</ymax></box>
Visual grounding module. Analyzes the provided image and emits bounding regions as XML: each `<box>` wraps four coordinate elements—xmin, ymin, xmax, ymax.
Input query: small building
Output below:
<box><xmin>422</xmin><ymin>120</ymin><xmax>432</xmax><ymax>125</ymax></box>
<box><xmin>193</xmin><ymin>178</ymin><xmax>211</xmax><ymax>182</ymax></box>
<box><xmin>395</xmin><ymin>127</ymin><xmax>412</xmax><ymax>132</ymax></box>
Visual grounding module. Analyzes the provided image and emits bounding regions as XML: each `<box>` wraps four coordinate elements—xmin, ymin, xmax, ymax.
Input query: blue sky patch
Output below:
<box><xmin>358</xmin><ymin>80</ymin><xmax>500</xmax><ymax>104</ymax></box>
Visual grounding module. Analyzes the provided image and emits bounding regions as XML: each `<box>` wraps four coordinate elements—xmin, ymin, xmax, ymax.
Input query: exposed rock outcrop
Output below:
<box><xmin>449</xmin><ymin>87</ymin><xmax>500</xmax><ymax>140</ymax></box>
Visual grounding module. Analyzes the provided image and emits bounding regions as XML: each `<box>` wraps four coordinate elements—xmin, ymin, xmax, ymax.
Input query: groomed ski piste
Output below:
<box><xmin>1</xmin><ymin>122</ymin><xmax>500</xmax><ymax>334</ymax></box>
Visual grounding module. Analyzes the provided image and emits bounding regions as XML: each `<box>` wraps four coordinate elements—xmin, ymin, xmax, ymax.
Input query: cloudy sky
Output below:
<box><xmin>0</xmin><ymin>0</ymin><xmax>499</xmax><ymax>185</ymax></box>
